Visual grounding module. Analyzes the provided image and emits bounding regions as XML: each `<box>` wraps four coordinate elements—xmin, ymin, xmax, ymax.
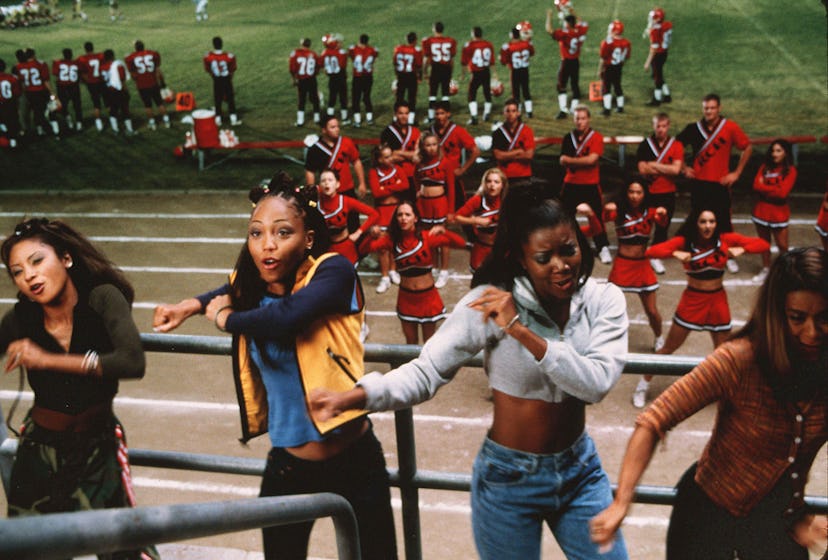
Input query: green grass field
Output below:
<box><xmin>0</xmin><ymin>0</ymin><xmax>825</xmax><ymax>192</ymax></box>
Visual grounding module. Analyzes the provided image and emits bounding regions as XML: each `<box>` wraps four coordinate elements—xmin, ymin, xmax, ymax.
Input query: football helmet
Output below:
<box><xmin>652</xmin><ymin>7</ymin><xmax>664</xmax><ymax>22</ymax></box>
<box><xmin>160</xmin><ymin>87</ymin><xmax>174</xmax><ymax>104</ymax></box>
<box><xmin>515</xmin><ymin>20</ymin><xmax>533</xmax><ymax>40</ymax></box>
<box><xmin>448</xmin><ymin>79</ymin><xmax>459</xmax><ymax>95</ymax></box>
<box><xmin>609</xmin><ymin>20</ymin><xmax>624</xmax><ymax>36</ymax></box>
<box><xmin>474</xmin><ymin>135</ymin><xmax>492</xmax><ymax>152</ymax></box>
<box><xmin>490</xmin><ymin>78</ymin><xmax>504</xmax><ymax>97</ymax></box>
<box><xmin>555</xmin><ymin>0</ymin><xmax>574</xmax><ymax>17</ymax></box>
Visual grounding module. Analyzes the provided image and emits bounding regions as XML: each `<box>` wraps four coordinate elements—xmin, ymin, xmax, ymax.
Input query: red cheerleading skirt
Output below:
<box><xmin>470</xmin><ymin>239</ymin><xmax>493</xmax><ymax>271</ymax></box>
<box><xmin>376</xmin><ymin>203</ymin><xmax>397</xmax><ymax>230</ymax></box>
<box><xmin>751</xmin><ymin>200</ymin><xmax>790</xmax><ymax>228</ymax></box>
<box><xmin>673</xmin><ymin>287</ymin><xmax>731</xmax><ymax>332</ymax></box>
<box><xmin>397</xmin><ymin>285</ymin><xmax>446</xmax><ymax>323</ymax></box>
<box><xmin>330</xmin><ymin>237</ymin><xmax>360</xmax><ymax>265</ymax></box>
<box><xmin>608</xmin><ymin>254</ymin><xmax>659</xmax><ymax>293</ymax></box>
<box><xmin>417</xmin><ymin>194</ymin><xmax>449</xmax><ymax>226</ymax></box>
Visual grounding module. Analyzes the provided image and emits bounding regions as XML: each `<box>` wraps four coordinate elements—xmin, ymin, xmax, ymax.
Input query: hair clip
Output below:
<box><xmin>308</xmin><ymin>200</ymin><xmax>317</xmax><ymax>208</ymax></box>
<box><xmin>262</xmin><ymin>185</ymin><xmax>270</xmax><ymax>194</ymax></box>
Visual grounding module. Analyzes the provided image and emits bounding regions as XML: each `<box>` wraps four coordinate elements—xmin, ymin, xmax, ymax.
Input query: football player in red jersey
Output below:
<box><xmin>101</xmin><ymin>49</ymin><xmax>134</xmax><ymax>135</ymax></box>
<box><xmin>78</xmin><ymin>42</ymin><xmax>105</xmax><ymax>132</ymax></box>
<box><xmin>204</xmin><ymin>36</ymin><xmax>240</xmax><ymax>126</ymax></box>
<box><xmin>546</xmin><ymin>8</ymin><xmax>588</xmax><ymax>119</ymax></box>
<box><xmin>461</xmin><ymin>26</ymin><xmax>495</xmax><ymax>125</ymax></box>
<box><xmin>499</xmin><ymin>27</ymin><xmax>534</xmax><ymax>118</ymax></box>
<box><xmin>321</xmin><ymin>33</ymin><xmax>350</xmax><ymax>125</ymax></box>
<box><xmin>348</xmin><ymin>34</ymin><xmax>378</xmax><ymax>128</ymax></box>
<box><xmin>393</xmin><ymin>32</ymin><xmax>423</xmax><ymax>125</ymax></box>
<box><xmin>430</xmin><ymin>100</ymin><xmax>479</xmax><ymax>226</ymax></box>
<box><xmin>289</xmin><ymin>38</ymin><xmax>321</xmax><ymax>127</ymax></box>
<box><xmin>598</xmin><ymin>20</ymin><xmax>631</xmax><ymax>117</ymax></box>
<box><xmin>52</xmin><ymin>48</ymin><xmax>83</xmax><ymax>132</ymax></box>
<box><xmin>644</xmin><ymin>7</ymin><xmax>673</xmax><ymax>105</ymax></box>
<box><xmin>422</xmin><ymin>21</ymin><xmax>457</xmax><ymax>125</ymax></box>
<box><xmin>124</xmin><ymin>40</ymin><xmax>170</xmax><ymax>130</ymax></box>
<box><xmin>13</xmin><ymin>48</ymin><xmax>56</xmax><ymax>137</ymax></box>
<box><xmin>0</xmin><ymin>58</ymin><xmax>22</xmax><ymax>147</ymax></box>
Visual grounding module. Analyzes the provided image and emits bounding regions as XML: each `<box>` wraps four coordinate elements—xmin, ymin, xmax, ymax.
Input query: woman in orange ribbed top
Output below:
<box><xmin>591</xmin><ymin>247</ymin><xmax>827</xmax><ymax>559</ymax></box>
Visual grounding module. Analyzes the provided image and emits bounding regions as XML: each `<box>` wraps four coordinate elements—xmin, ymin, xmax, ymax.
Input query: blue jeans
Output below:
<box><xmin>472</xmin><ymin>432</ymin><xmax>628</xmax><ymax>560</ymax></box>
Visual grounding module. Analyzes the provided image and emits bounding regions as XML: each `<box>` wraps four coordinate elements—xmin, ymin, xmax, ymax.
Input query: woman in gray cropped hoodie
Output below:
<box><xmin>311</xmin><ymin>188</ymin><xmax>630</xmax><ymax>560</ymax></box>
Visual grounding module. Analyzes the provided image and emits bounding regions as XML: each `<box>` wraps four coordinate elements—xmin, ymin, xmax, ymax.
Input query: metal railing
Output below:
<box><xmin>0</xmin><ymin>333</ymin><xmax>826</xmax><ymax>560</ymax></box>
<box><xmin>0</xmin><ymin>494</ymin><xmax>361</xmax><ymax>560</ymax></box>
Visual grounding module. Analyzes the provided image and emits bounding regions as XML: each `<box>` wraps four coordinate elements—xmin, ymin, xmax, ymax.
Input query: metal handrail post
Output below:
<box><xmin>395</xmin><ymin>407</ymin><xmax>422</xmax><ymax>560</ymax></box>
<box><xmin>0</xmin><ymin>494</ymin><xmax>361</xmax><ymax>560</ymax></box>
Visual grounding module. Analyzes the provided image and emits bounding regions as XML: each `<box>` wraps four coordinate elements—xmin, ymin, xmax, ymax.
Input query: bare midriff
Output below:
<box><xmin>286</xmin><ymin>417</ymin><xmax>369</xmax><ymax>461</ymax></box>
<box><xmin>489</xmin><ymin>390</ymin><xmax>585</xmax><ymax>454</ymax></box>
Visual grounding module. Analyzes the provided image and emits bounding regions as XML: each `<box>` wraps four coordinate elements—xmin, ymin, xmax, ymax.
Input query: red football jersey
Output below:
<box><xmin>321</xmin><ymin>47</ymin><xmax>348</xmax><ymax>76</ymax></box>
<box><xmin>124</xmin><ymin>50</ymin><xmax>161</xmax><ymax>89</ymax></box>
<box><xmin>289</xmin><ymin>47</ymin><xmax>320</xmax><ymax>80</ymax></box>
<box><xmin>13</xmin><ymin>59</ymin><xmax>50</xmax><ymax>93</ymax></box>
<box><xmin>52</xmin><ymin>59</ymin><xmax>82</xmax><ymax>87</ymax></box>
<box><xmin>649</xmin><ymin>21</ymin><xmax>673</xmax><ymax>54</ymax></box>
<box><xmin>600</xmin><ymin>37</ymin><xmax>631</xmax><ymax>66</ymax></box>
<box><xmin>499</xmin><ymin>40</ymin><xmax>534</xmax><ymax>69</ymax></box>
<box><xmin>348</xmin><ymin>44</ymin><xmax>378</xmax><ymax>77</ymax></box>
<box><xmin>204</xmin><ymin>50</ymin><xmax>237</xmax><ymax>78</ymax></box>
<box><xmin>0</xmin><ymin>72</ymin><xmax>22</xmax><ymax>102</ymax></box>
<box><xmin>78</xmin><ymin>52</ymin><xmax>105</xmax><ymax>84</ymax></box>
<box><xmin>552</xmin><ymin>23</ymin><xmax>588</xmax><ymax>60</ymax></box>
<box><xmin>393</xmin><ymin>44</ymin><xmax>423</xmax><ymax>74</ymax></box>
<box><xmin>461</xmin><ymin>39</ymin><xmax>495</xmax><ymax>72</ymax></box>
<box><xmin>422</xmin><ymin>36</ymin><xmax>457</xmax><ymax>66</ymax></box>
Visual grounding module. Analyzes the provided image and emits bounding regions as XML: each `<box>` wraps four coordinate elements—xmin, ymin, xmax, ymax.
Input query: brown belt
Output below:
<box><xmin>31</xmin><ymin>402</ymin><xmax>113</xmax><ymax>433</ymax></box>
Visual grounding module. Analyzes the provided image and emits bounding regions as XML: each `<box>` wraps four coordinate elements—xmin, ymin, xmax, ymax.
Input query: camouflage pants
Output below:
<box><xmin>8</xmin><ymin>412</ymin><xmax>160</xmax><ymax>560</ymax></box>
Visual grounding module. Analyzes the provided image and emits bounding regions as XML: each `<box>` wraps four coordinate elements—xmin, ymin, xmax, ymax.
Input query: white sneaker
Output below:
<box><xmin>599</xmin><ymin>246</ymin><xmax>612</xmax><ymax>264</ymax></box>
<box><xmin>632</xmin><ymin>379</ymin><xmax>649</xmax><ymax>409</ymax></box>
<box><xmin>654</xmin><ymin>334</ymin><xmax>665</xmax><ymax>353</ymax></box>
<box><xmin>751</xmin><ymin>267</ymin><xmax>769</xmax><ymax>284</ymax></box>
<box><xmin>375</xmin><ymin>276</ymin><xmax>391</xmax><ymax>294</ymax></box>
<box><xmin>650</xmin><ymin>258</ymin><xmax>666</xmax><ymax>275</ymax></box>
<box><xmin>435</xmin><ymin>269</ymin><xmax>450</xmax><ymax>289</ymax></box>
<box><xmin>726</xmin><ymin>259</ymin><xmax>739</xmax><ymax>273</ymax></box>
<box><xmin>389</xmin><ymin>270</ymin><xmax>401</xmax><ymax>285</ymax></box>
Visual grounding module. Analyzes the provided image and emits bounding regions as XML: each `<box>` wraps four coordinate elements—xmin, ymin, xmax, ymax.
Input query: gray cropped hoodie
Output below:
<box><xmin>358</xmin><ymin>276</ymin><xmax>628</xmax><ymax>410</ymax></box>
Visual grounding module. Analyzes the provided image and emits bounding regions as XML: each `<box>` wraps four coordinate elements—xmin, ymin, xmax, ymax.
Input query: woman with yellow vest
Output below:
<box><xmin>152</xmin><ymin>172</ymin><xmax>396</xmax><ymax>560</ymax></box>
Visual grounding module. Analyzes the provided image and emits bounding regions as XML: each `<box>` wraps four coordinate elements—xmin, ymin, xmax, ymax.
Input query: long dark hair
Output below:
<box><xmin>230</xmin><ymin>171</ymin><xmax>331</xmax><ymax>311</ymax></box>
<box><xmin>674</xmin><ymin>206</ymin><xmax>722</xmax><ymax>250</ymax></box>
<box><xmin>613</xmin><ymin>175</ymin><xmax>652</xmax><ymax>224</ymax></box>
<box><xmin>387</xmin><ymin>200</ymin><xmax>422</xmax><ymax>245</ymax></box>
<box><xmin>763</xmin><ymin>138</ymin><xmax>793</xmax><ymax>175</ymax></box>
<box><xmin>473</xmin><ymin>184</ymin><xmax>594</xmax><ymax>290</ymax></box>
<box><xmin>1</xmin><ymin>218</ymin><xmax>135</xmax><ymax>305</ymax></box>
<box><xmin>734</xmin><ymin>247</ymin><xmax>827</xmax><ymax>401</ymax></box>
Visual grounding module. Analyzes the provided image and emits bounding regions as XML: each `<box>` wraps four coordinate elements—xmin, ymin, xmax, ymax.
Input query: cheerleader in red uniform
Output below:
<box><xmin>816</xmin><ymin>189</ymin><xmax>828</xmax><ymax>253</ymax></box>
<box><xmin>454</xmin><ymin>168</ymin><xmax>508</xmax><ymax>271</ymax></box>
<box><xmin>317</xmin><ymin>168</ymin><xmax>379</xmax><ymax>266</ymax></box>
<box><xmin>633</xmin><ymin>207</ymin><xmax>770</xmax><ymax>407</ymax></box>
<box><xmin>415</xmin><ymin>132</ymin><xmax>456</xmax><ymax>288</ymax></box>
<box><xmin>365</xmin><ymin>201</ymin><xmax>467</xmax><ymax>344</ymax></box>
<box><xmin>369</xmin><ymin>144</ymin><xmax>410</xmax><ymax>293</ymax></box>
<box><xmin>602</xmin><ymin>178</ymin><xmax>668</xmax><ymax>353</ymax></box>
<box><xmin>751</xmin><ymin>139</ymin><xmax>797</xmax><ymax>282</ymax></box>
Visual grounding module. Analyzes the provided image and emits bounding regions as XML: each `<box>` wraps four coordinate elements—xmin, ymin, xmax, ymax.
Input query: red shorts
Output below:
<box><xmin>751</xmin><ymin>200</ymin><xmax>790</xmax><ymax>228</ymax></box>
<box><xmin>330</xmin><ymin>237</ymin><xmax>360</xmax><ymax>265</ymax></box>
<box><xmin>470</xmin><ymin>239</ymin><xmax>493</xmax><ymax>271</ymax></box>
<box><xmin>673</xmin><ymin>287</ymin><xmax>731</xmax><ymax>332</ymax></box>
<box><xmin>376</xmin><ymin>203</ymin><xmax>397</xmax><ymax>230</ymax></box>
<box><xmin>417</xmin><ymin>194</ymin><xmax>449</xmax><ymax>226</ymax></box>
<box><xmin>608</xmin><ymin>254</ymin><xmax>658</xmax><ymax>293</ymax></box>
<box><xmin>397</xmin><ymin>285</ymin><xmax>446</xmax><ymax>323</ymax></box>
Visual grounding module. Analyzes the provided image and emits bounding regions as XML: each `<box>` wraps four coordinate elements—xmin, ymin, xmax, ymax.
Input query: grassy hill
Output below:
<box><xmin>0</xmin><ymin>0</ymin><xmax>825</xmax><ymax>192</ymax></box>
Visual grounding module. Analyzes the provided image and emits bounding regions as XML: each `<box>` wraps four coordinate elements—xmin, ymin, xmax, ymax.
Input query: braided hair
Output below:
<box><xmin>230</xmin><ymin>170</ymin><xmax>331</xmax><ymax>310</ymax></box>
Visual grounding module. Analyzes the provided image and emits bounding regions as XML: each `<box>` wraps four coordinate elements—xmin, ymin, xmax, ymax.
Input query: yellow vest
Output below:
<box><xmin>232</xmin><ymin>253</ymin><xmax>368</xmax><ymax>443</ymax></box>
